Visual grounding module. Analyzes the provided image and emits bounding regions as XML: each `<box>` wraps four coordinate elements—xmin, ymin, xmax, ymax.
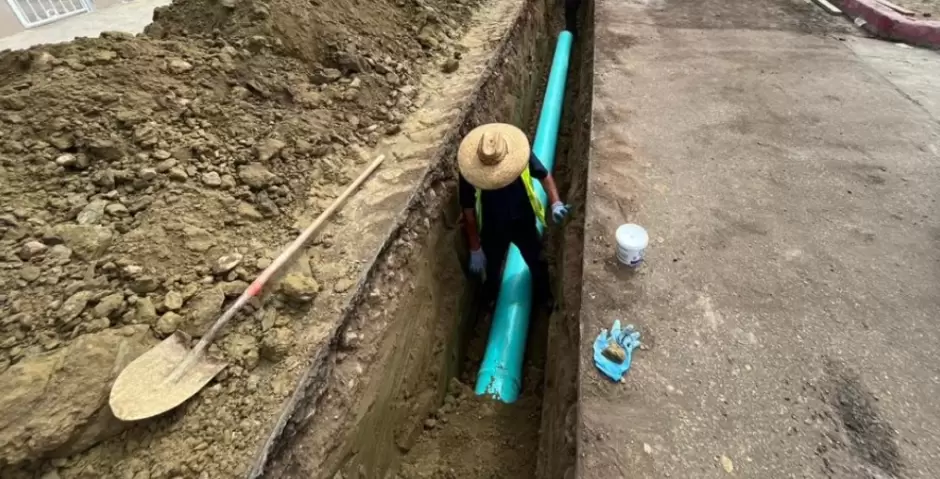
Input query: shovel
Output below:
<box><xmin>109</xmin><ymin>154</ymin><xmax>387</xmax><ymax>421</ymax></box>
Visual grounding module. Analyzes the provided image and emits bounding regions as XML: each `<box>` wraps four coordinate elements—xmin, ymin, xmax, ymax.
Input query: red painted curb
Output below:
<box><xmin>841</xmin><ymin>0</ymin><xmax>940</xmax><ymax>47</ymax></box>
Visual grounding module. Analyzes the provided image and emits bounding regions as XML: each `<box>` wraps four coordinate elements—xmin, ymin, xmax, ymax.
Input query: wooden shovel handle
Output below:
<box><xmin>169</xmin><ymin>154</ymin><xmax>387</xmax><ymax>381</ymax></box>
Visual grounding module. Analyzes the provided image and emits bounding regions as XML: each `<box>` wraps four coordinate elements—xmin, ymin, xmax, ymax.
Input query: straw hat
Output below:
<box><xmin>457</xmin><ymin>123</ymin><xmax>531</xmax><ymax>190</ymax></box>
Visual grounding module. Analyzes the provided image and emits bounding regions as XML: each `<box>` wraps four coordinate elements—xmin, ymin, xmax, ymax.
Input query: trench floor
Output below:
<box><xmin>395</xmin><ymin>309</ymin><xmax>548</xmax><ymax>478</ymax></box>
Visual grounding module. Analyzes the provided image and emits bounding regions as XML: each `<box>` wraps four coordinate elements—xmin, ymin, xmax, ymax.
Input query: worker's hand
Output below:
<box><xmin>469</xmin><ymin>248</ymin><xmax>486</xmax><ymax>275</ymax></box>
<box><xmin>551</xmin><ymin>201</ymin><xmax>571</xmax><ymax>224</ymax></box>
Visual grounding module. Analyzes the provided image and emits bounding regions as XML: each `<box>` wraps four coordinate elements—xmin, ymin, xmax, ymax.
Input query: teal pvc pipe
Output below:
<box><xmin>475</xmin><ymin>31</ymin><xmax>574</xmax><ymax>402</ymax></box>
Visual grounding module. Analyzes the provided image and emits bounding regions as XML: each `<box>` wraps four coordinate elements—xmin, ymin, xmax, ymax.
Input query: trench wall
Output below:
<box><xmin>536</xmin><ymin>0</ymin><xmax>595</xmax><ymax>475</ymax></box>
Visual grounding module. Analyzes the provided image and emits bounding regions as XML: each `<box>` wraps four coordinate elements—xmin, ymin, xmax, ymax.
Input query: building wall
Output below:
<box><xmin>0</xmin><ymin>0</ymin><xmax>130</xmax><ymax>41</ymax></box>
<box><xmin>0</xmin><ymin>1</ymin><xmax>26</xmax><ymax>38</ymax></box>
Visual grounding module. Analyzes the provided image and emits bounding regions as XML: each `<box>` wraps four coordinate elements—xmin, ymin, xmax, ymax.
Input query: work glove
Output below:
<box><xmin>469</xmin><ymin>248</ymin><xmax>486</xmax><ymax>275</ymax></box>
<box><xmin>551</xmin><ymin>201</ymin><xmax>571</xmax><ymax>224</ymax></box>
<box><xmin>592</xmin><ymin>320</ymin><xmax>641</xmax><ymax>382</ymax></box>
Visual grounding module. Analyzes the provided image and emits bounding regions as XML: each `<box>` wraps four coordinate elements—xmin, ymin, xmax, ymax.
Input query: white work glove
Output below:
<box><xmin>551</xmin><ymin>201</ymin><xmax>571</xmax><ymax>224</ymax></box>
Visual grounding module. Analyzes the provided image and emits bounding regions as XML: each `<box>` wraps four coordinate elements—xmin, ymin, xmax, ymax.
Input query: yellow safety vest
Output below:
<box><xmin>474</xmin><ymin>166</ymin><xmax>546</xmax><ymax>232</ymax></box>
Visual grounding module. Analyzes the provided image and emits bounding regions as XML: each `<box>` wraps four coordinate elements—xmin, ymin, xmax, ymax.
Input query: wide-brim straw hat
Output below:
<box><xmin>457</xmin><ymin>123</ymin><xmax>531</xmax><ymax>190</ymax></box>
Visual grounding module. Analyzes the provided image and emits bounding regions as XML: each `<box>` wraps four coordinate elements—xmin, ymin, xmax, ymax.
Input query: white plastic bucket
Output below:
<box><xmin>615</xmin><ymin>224</ymin><xmax>649</xmax><ymax>267</ymax></box>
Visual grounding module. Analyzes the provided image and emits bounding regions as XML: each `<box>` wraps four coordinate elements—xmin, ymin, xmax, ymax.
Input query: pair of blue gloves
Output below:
<box><xmin>468</xmin><ymin>202</ymin><xmax>570</xmax><ymax>274</ymax></box>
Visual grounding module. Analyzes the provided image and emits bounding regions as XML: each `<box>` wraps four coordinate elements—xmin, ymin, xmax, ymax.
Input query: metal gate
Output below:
<box><xmin>7</xmin><ymin>0</ymin><xmax>91</xmax><ymax>29</ymax></box>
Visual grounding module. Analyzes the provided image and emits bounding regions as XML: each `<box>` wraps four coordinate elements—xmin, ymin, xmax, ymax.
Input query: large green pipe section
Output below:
<box><xmin>475</xmin><ymin>31</ymin><xmax>574</xmax><ymax>402</ymax></box>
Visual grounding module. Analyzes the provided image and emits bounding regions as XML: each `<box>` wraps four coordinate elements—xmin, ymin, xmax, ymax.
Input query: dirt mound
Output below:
<box><xmin>0</xmin><ymin>0</ymin><xmax>481</xmax><ymax>474</ymax></box>
<box><xmin>144</xmin><ymin>0</ymin><xmax>475</xmax><ymax>66</ymax></box>
<box><xmin>0</xmin><ymin>31</ymin><xmax>398</xmax><ymax>369</ymax></box>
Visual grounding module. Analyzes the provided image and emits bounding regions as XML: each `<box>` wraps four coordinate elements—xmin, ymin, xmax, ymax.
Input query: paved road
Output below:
<box><xmin>578</xmin><ymin>0</ymin><xmax>940</xmax><ymax>477</ymax></box>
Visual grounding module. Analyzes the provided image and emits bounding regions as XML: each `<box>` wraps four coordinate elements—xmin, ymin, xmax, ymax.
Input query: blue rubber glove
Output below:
<box><xmin>592</xmin><ymin>320</ymin><xmax>641</xmax><ymax>382</ymax></box>
<box><xmin>551</xmin><ymin>201</ymin><xmax>570</xmax><ymax>224</ymax></box>
<box><xmin>469</xmin><ymin>248</ymin><xmax>486</xmax><ymax>275</ymax></box>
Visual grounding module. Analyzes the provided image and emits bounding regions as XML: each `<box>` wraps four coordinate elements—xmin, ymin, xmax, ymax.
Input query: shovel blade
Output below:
<box><xmin>109</xmin><ymin>331</ymin><xmax>227</xmax><ymax>421</ymax></box>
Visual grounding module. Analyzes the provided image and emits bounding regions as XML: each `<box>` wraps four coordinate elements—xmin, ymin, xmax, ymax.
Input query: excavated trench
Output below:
<box><xmin>256</xmin><ymin>0</ymin><xmax>594</xmax><ymax>477</ymax></box>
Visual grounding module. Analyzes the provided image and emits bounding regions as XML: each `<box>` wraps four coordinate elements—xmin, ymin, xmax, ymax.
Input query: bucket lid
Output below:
<box><xmin>616</xmin><ymin>224</ymin><xmax>649</xmax><ymax>249</ymax></box>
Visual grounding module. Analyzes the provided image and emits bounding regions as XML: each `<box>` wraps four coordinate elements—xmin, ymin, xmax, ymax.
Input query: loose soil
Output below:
<box><xmin>0</xmin><ymin>0</ymin><xmax>489</xmax><ymax>475</ymax></box>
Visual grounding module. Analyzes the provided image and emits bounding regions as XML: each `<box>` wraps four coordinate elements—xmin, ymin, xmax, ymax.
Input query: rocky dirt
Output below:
<box><xmin>0</xmin><ymin>0</ymin><xmax>484</xmax><ymax>475</ymax></box>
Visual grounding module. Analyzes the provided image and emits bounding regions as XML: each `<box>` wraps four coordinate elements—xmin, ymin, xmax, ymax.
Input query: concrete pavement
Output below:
<box><xmin>578</xmin><ymin>0</ymin><xmax>940</xmax><ymax>477</ymax></box>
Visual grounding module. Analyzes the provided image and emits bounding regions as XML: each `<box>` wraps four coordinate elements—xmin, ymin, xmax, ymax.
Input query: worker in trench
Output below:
<box><xmin>457</xmin><ymin>123</ymin><xmax>570</xmax><ymax>309</ymax></box>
